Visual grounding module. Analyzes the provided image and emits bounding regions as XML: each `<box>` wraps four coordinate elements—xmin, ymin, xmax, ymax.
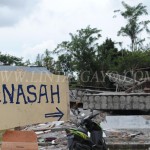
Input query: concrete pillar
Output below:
<box><xmin>94</xmin><ymin>96</ymin><xmax>100</xmax><ymax>103</ymax></box>
<box><xmin>83</xmin><ymin>102</ymin><xmax>89</xmax><ymax>109</ymax></box>
<box><xmin>94</xmin><ymin>96</ymin><xmax>101</xmax><ymax>109</ymax></box>
<box><xmin>126</xmin><ymin>96</ymin><xmax>132</xmax><ymax>110</ymax></box>
<box><xmin>132</xmin><ymin>96</ymin><xmax>139</xmax><ymax>109</ymax></box>
<box><xmin>113</xmin><ymin>96</ymin><xmax>120</xmax><ymax>109</ymax></box>
<box><xmin>101</xmin><ymin>96</ymin><xmax>107</xmax><ymax>109</ymax></box>
<box><xmin>89</xmin><ymin>103</ymin><xmax>95</xmax><ymax>110</ymax></box>
<box><xmin>82</xmin><ymin>95</ymin><xmax>88</xmax><ymax>103</ymax></box>
<box><xmin>120</xmin><ymin>96</ymin><xmax>126</xmax><ymax>109</ymax></box>
<box><xmin>145</xmin><ymin>96</ymin><xmax>150</xmax><ymax>110</ymax></box>
<box><xmin>107</xmin><ymin>96</ymin><xmax>113</xmax><ymax>109</ymax></box>
<box><xmin>89</xmin><ymin>96</ymin><xmax>94</xmax><ymax>103</ymax></box>
<box><xmin>139</xmin><ymin>96</ymin><xmax>145</xmax><ymax>110</ymax></box>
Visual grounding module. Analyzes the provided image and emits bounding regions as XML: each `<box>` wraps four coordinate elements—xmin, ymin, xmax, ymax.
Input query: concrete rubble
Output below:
<box><xmin>16</xmin><ymin>109</ymin><xmax>150</xmax><ymax>150</ymax></box>
<box><xmin>19</xmin><ymin>109</ymin><xmax>106</xmax><ymax>150</ymax></box>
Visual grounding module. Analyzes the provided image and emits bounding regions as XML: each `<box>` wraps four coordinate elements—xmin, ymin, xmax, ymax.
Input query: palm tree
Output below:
<box><xmin>115</xmin><ymin>1</ymin><xmax>150</xmax><ymax>51</ymax></box>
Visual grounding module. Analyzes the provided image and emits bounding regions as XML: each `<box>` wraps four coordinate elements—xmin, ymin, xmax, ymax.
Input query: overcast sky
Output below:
<box><xmin>0</xmin><ymin>0</ymin><xmax>149</xmax><ymax>62</ymax></box>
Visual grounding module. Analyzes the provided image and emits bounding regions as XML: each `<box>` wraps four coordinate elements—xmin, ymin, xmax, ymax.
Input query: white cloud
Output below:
<box><xmin>0</xmin><ymin>0</ymin><xmax>149</xmax><ymax>61</ymax></box>
<box><xmin>22</xmin><ymin>40</ymin><xmax>56</xmax><ymax>62</ymax></box>
<box><xmin>0</xmin><ymin>0</ymin><xmax>40</xmax><ymax>26</ymax></box>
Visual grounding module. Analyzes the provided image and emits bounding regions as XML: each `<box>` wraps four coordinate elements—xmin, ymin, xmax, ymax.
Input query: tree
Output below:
<box><xmin>115</xmin><ymin>1</ymin><xmax>150</xmax><ymax>51</ymax></box>
<box><xmin>43</xmin><ymin>49</ymin><xmax>54</xmax><ymax>71</ymax></box>
<box><xmin>115</xmin><ymin>49</ymin><xmax>150</xmax><ymax>79</ymax></box>
<box><xmin>0</xmin><ymin>53</ymin><xmax>23</xmax><ymax>65</ymax></box>
<box><xmin>55</xmin><ymin>54</ymin><xmax>74</xmax><ymax>75</ymax></box>
<box><xmin>35</xmin><ymin>54</ymin><xmax>43</xmax><ymax>67</ymax></box>
<box><xmin>24</xmin><ymin>59</ymin><xmax>31</xmax><ymax>66</ymax></box>
<box><xmin>35</xmin><ymin>49</ymin><xmax>54</xmax><ymax>72</ymax></box>
<box><xmin>54</xmin><ymin>26</ymin><xmax>101</xmax><ymax>86</ymax></box>
<box><xmin>96</xmin><ymin>38</ymin><xmax>120</xmax><ymax>88</ymax></box>
<box><xmin>97</xmin><ymin>38</ymin><xmax>119</xmax><ymax>71</ymax></box>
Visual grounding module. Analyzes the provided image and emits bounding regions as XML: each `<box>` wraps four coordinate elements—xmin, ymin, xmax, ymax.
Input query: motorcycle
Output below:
<box><xmin>65</xmin><ymin>112</ymin><xmax>107</xmax><ymax>150</ymax></box>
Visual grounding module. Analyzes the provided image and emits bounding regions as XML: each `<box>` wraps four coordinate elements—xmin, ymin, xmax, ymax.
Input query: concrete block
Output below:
<box><xmin>107</xmin><ymin>96</ymin><xmax>113</xmax><ymax>109</ymax></box>
<box><xmin>101</xmin><ymin>96</ymin><xmax>107</xmax><ymax>109</ymax></box>
<box><xmin>132</xmin><ymin>96</ymin><xmax>139</xmax><ymax>109</ymax></box>
<box><xmin>145</xmin><ymin>96</ymin><xmax>150</xmax><ymax>109</ymax></box>
<box><xmin>83</xmin><ymin>102</ymin><xmax>89</xmax><ymax>109</ymax></box>
<box><xmin>113</xmin><ymin>96</ymin><xmax>120</xmax><ymax>109</ymax></box>
<box><xmin>126</xmin><ymin>96</ymin><xmax>132</xmax><ymax>110</ymax></box>
<box><xmin>120</xmin><ymin>96</ymin><xmax>126</xmax><ymax>109</ymax></box>
<box><xmin>139</xmin><ymin>96</ymin><xmax>145</xmax><ymax>110</ymax></box>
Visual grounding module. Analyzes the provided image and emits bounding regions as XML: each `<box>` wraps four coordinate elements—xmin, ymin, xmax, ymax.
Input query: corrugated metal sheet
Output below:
<box><xmin>0</xmin><ymin>66</ymin><xmax>51</xmax><ymax>74</ymax></box>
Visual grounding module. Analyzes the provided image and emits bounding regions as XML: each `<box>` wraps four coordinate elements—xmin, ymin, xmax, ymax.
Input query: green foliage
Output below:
<box><xmin>24</xmin><ymin>59</ymin><xmax>31</xmax><ymax>66</ymax></box>
<box><xmin>98</xmin><ymin>38</ymin><xmax>119</xmax><ymax>71</ymax></box>
<box><xmin>43</xmin><ymin>49</ymin><xmax>54</xmax><ymax>71</ymax></box>
<box><xmin>55</xmin><ymin>54</ymin><xmax>75</xmax><ymax>75</ymax></box>
<box><xmin>32</xmin><ymin>2</ymin><xmax>150</xmax><ymax>88</ymax></box>
<box><xmin>54</xmin><ymin>24</ymin><xmax>150</xmax><ymax>88</ymax></box>
<box><xmin>54</xmin><ymin>26</ymin><xmax>121</xmax><ymax>87</ymax></box>
<box><xmin>0</xmin><ymin>53</ymin><xmax>23</xmax><ymax>65</ymax></box>
<box><xmin>54</xmin><ymin>26</ymin><xmax>102</xmax><ymax>86</ymax></box>
<box><xmin>35</xmin><ymin>53</ymin><xmax>43</xmax><ymax>67</ymax></box>
<box><xmin>16</xmin><ymin>2</ymin><xmax>150</xmax><ymax>89</ymax></box>
<box><xmin>112</xmin><ymin>49</ymin><xmax>150</xmax><ymax>81</ymax></box>
<box><xmin>35</xmin><ymin>49</ymin><xmax>54</xmax><ymax>72</ymax></box>
<box><xmin>115</xmin><ymin>1</ymin><xmax>150</xmax><ymax>51</ymax></box>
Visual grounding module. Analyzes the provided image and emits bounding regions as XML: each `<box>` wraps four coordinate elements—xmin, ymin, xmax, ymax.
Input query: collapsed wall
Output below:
<box><xmin>70</xmin><ymin>89</ymin><xmax>150</xmax><ymax>111</ymax></box>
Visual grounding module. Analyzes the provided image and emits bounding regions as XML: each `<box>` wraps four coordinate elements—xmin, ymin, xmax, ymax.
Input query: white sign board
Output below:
<box><xmin>0</xmin><ymin>71</ymin><xmax>69</xmax><ymax>130</ymax></box>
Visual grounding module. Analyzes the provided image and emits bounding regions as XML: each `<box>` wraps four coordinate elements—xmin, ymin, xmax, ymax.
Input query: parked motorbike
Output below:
<box><xmin>65</xmin><ymin>112</ymin><xmax>107</xmax><ymax>150</ymax></box>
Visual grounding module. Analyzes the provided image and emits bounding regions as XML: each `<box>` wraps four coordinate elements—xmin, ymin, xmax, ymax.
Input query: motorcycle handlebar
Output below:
<box><xmin>88</xmin><ymin>112</ymin><xmax>99</xmax><ymax>120</ymax></box>
<box><xmin>80</xmin><ymin>112</ymin><xmax>99</xmax><ymax>125</ymax></box>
